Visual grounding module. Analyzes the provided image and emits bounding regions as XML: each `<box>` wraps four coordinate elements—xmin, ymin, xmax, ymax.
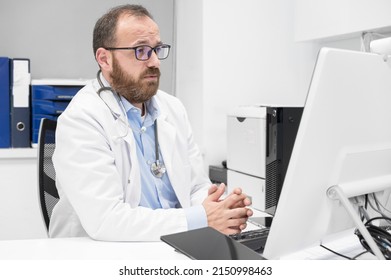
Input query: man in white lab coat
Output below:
<box><xmin>49</xmin><ymin>4</ymin><xmax>252</xmax><ymax>241</ymax></box>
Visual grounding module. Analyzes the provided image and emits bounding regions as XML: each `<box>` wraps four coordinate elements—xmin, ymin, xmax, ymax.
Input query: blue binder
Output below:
<box><xmin>10</xmin><ymin>58</ymin><xmax>31</xmax><ymax>148</ymax></box>
<box><xmin>32</xmin><ymin>100</ymin><xmax>69</xmax><ymax>115</ymax></box>
<box><xmin>0</xmin><ymin>57</ymin><xmax>11</xmax><ymax>148</ymax></box>
<box><xmin>31</xmin><ymin>82</ymin><xmax>83</xmax><ymax>145</ymax></box>
<box><xmin>32</xmin><ymin>85</ymin><xmax>80</xmax><ymax>100</ymax></box>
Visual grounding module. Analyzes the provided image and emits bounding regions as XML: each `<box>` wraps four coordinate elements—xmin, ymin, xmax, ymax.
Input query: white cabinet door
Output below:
<box><xmin>0</xmin><ymin>149</ymin><xmax>47</xmax><ymax>240</ymax></box>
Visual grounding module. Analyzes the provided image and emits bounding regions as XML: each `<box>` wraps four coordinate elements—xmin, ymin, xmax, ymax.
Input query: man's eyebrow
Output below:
<box><xmin>133</xmin><ymin>40</ymin><xmax>163</xmax><ymax>46</ymax></box>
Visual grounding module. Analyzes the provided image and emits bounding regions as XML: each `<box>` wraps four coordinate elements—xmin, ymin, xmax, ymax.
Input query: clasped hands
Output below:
<box><xmin>202</xmin><ymin>183</ymin><xmax>253</xmax><ymax>235</ymax></box>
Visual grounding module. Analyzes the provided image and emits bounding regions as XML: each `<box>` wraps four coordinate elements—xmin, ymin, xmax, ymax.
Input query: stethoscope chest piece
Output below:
<box><xmin>150</xmin><ymin>160</ymin><xmax>166</xmax><ymax>178</ymax></box>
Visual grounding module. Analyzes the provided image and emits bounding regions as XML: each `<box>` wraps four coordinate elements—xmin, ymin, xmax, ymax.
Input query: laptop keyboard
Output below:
<box><xmin>229</xmin><ymin>228</ymin><xmax>270</xmax><ymax>253</ymax></box>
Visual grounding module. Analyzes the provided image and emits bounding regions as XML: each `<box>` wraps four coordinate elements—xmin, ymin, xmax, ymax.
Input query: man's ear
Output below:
<box><xmin>96</xmin><ymin>48</ymin><xmax>112</xmax><ymax>71</ymax></box>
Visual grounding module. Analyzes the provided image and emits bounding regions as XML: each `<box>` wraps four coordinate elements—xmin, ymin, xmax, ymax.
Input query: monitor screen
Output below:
<box><xmin>263</xmin><ymin>47</ymin><xmax>391</xmax><ymax>259</ymax></box>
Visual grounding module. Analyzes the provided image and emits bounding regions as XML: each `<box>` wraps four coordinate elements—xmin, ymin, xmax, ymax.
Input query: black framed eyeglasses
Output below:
<box><xmin>104</xmin><ymin>44</ymin><xmax>171</xmax><ymax>61</ymax></box>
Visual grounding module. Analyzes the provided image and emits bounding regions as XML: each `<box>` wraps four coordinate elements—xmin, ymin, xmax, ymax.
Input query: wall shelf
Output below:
<box><xmin>0</xmin><ymin>148</ymin><xmax>37</xmax><ymax>159</ymax></box>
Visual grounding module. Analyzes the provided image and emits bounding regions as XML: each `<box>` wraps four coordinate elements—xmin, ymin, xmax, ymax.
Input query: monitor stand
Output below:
<box><xmin>327</xmin><ymin>176</ymin><xmax>391</xmax><ymax>260</ymax></box>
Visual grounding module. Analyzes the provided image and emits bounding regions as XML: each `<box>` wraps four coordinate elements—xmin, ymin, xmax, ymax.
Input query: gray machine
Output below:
<box><xmin>227</xmin><ymin>105</ymin><xmax>302</xmax><ymax>214</ymax></box>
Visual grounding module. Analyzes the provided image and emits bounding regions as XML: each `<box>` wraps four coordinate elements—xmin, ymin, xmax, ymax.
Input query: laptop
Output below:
<box><xmin>160</xmin><ymin>227</ymin><xmax>266</xmax><ymax>260</ymax></box>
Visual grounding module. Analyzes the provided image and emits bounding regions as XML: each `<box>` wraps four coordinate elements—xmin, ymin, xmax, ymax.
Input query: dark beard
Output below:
<box><xmin>110</xmin><ymin>57</ymin><xmax>160</xmax><ymax>104</ymax></box>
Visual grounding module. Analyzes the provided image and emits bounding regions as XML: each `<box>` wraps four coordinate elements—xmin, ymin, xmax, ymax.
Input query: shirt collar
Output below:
<box><xmin>120</xmin><ymin>95</ymin><xmax>160</xmax><ymax>122</ymax></box>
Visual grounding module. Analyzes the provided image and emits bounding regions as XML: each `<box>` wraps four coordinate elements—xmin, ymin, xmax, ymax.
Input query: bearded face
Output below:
<box><xmin>110</xmin><ymin>55</ymin><xmax>161</xmax><ymax>104</ymax></box>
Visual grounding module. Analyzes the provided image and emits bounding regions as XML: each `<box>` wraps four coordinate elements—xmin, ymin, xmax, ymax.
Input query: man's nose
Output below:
<box><xmin>147</xmin><ymin>50</ymin><xmax>160</xmax><ymax>68</ymax></box>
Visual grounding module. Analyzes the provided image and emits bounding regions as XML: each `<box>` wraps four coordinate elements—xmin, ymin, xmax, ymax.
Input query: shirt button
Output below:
<box><xmin>141</xmin><ymin>126</ymin><xmax>146</xmax><ymax>133</ymax></box>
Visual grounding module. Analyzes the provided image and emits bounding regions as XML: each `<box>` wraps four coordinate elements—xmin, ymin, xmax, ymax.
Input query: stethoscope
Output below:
<box><xmin>96</xmin><ymin>70</ymin><xmax>167</xmax><ymax>178</ymax></box>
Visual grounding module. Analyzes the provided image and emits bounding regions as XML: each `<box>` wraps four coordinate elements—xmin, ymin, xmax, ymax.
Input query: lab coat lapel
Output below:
<box><xmin>157</xmin><ymin>115</ymin><xmax>176</xmax><ymax>175</ymax></box>
<box><xmin>123</xmin><ymin>130</ymin><xmax>142</xmax><ymax>207</ymax></box>
<box><xmin>119</xmin><ymin>115</ymin><xmax>141</xmax><ymax>207</ymax></box>
<box><xmin>96</xmin><ymin>83</ymin><xmax>141</xmax><ymax>206</ymax></box>
<box><xmin>157</xmin><ymin>115</ymin><xmax>190</xmax><ymax>205</ymax></box>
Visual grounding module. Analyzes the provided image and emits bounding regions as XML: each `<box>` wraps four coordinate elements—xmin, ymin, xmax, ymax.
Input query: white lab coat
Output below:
<box><xmin>49</xmin><ymin>79</ymin><xmax>211</xmax><ymax>241</ymax></box>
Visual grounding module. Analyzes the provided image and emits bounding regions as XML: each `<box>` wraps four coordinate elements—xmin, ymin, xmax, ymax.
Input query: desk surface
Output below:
<box><xmin>0</xmin><ymin>237</ymin><xmax>189</xmax><ymax>260</ymax></box>
<box><xmin>0</xmin><ymin>209</ymin><xmax>267</xmax><ymax>260</ymax></box>
<box><xmin>0</xmin><ymin>233</ymin><xmax>373</xmax><ymax>260</ymax></box>
<box><xmin>280</xmin><ymin>228</ymin><xmax>377</xmax><ymax>260</ymax></box>
<box><xmin>0</xmin><ymin>209</ymin><xmax>375</xmax><ymax>260</ymax></box>
<box><xmin>0</xmin><ymin>229</ymin><xmax>373</xmax><ymax>260</ymax></box>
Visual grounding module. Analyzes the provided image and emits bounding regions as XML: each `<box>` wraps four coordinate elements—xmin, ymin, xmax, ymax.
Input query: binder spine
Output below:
<box><xmin>31</xmin><ymin>82</ymin><xmax>83</xmax><ymax>144</ymax></box>
<box><xmin>0</xmin><ymin>57</ymin><xmax>11</xmax><ymax>148</ymax></box>
<box><xmin>11</xmin><ymin>58</ymin><xmax>31</xmax><ymax>148</ymax></box>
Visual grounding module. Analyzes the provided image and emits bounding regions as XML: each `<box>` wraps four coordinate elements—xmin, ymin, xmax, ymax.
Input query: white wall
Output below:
<box><xmin>176</xmin><ymin>0</ymin><xmax>318</xmax><ymax>168</ymax></box>
<box><xmin>0</xmin><ymin>0</ymin><xmax>175</xmax><ymax>93</ymax></box>
<box><xmin>295</xmin><ymin>0</ymin><xmax>391</xmax><ymax>41</ymax></box>
<box><xmin>174</xmin><ymin>0</ymin><xmax>204</xmax><ymax>153</ymax></box>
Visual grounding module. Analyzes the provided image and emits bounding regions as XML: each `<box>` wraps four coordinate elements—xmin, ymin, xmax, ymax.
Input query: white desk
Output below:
<box><xmin>0</xmin><ymin>237</ymin><xmax>188</xmax><ymax>260</ymax></box>
<box><xmin>0</xmin><ymin>222</ymin><xmax>261</xmax><ymax>260</ymax></box>
<box><xmin>0</xmin><ymin>237</ymin><xmax>385</xmax><ymax>280</ymax></box>
<box><xmin>0</xmin><ymin>204</ymin><xmax>377</xmax><ymax>260</ymax></box>
<box><xmin>280</xmin><ymin>228</ymin><xmax>377</xmax><ymax>260</ymax></box>
<box><xmin>0</xmin><ymin>227</ymin><xmax>376</xmax><ymax>260</ymax></box>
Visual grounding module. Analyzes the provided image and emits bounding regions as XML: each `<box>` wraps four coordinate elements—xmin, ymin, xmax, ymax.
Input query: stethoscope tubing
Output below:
<box><xmin>96</xmin><ymin>70</ymin><xmax>166</xmax><ymax>178</ymax></box>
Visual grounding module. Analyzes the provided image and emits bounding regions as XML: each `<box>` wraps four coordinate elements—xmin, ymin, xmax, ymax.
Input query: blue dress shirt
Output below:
<box><xmin>120</xmin><ymin>96</ymin><xmax>207</xmax><ymax>230</ymax></box>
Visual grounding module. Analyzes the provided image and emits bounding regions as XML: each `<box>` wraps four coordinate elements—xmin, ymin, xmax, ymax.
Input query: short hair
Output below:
<box><xmin>92</xmin><ymin>4</ymin><xmax>153</xmax><ymax>56</ymax></box>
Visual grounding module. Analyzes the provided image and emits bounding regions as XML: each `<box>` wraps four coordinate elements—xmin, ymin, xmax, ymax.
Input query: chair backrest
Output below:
<box><xmin>37</xmin><ymin>118</ymin><xmax>59</xmax><ymax>233</ymax></box>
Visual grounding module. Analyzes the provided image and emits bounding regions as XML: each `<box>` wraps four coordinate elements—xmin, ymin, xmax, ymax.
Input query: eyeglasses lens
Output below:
<box><xmin>135</xmin><ymin>45</ymin><xmax>170</xmax><ymax>61</ymax></box>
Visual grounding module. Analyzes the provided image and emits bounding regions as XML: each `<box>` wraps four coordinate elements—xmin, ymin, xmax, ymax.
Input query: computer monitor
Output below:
<box><xmin>263</xmin><ymin>47</ymin><xmax>391</xmax><ymax>259</ymax></box>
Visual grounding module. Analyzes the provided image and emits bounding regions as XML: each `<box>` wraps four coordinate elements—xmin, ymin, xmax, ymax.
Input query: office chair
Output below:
<box><xmin>37</xmin><ymin>118</ymin><xmax>59</xmax><ymax>234</ymax></box>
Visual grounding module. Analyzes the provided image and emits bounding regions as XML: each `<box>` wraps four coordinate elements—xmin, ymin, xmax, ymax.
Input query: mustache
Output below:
<box><xmin>142</xmin><ymin>68</ymin><xmax>161</xmax><ymax>77</ymax></box>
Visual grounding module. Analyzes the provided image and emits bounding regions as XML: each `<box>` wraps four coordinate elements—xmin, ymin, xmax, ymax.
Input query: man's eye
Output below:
<box><xmin>136</xmin><ymin>48</ymin><xmax>146</xmax><ymax>55</ymax></box>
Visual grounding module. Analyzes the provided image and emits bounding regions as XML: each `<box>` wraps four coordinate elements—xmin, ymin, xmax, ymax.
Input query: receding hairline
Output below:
<box><xmin>113</xmin><ymin>4</ymin><xmax>154</xmax><ymax>20</ymax></box>
<box><xmin>93</xmin><ymin>5</ymin><xmax>152</xmax><ymax>56</ymax></box>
